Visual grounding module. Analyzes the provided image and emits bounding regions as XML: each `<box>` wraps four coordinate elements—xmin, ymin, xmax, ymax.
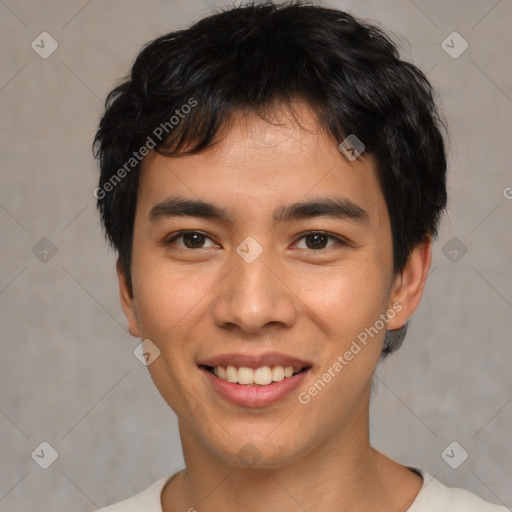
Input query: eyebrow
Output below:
<box><xmin>149</xmin><ymin>195</ymin><xmax>370</xmax><ymax>226</ymax></box>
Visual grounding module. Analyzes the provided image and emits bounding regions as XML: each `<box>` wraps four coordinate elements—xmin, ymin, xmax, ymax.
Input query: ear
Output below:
<box><xmin>117</xmin><ymin>259</ymin><xmax>141</xmax><ymax>338</ymax></box>
<box><xmin>386</xmin><ymin>238</ymin><xmax>432</xmax><ymax>330</ymax></box>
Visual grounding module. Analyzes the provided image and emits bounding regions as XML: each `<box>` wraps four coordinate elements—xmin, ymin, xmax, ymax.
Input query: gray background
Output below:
<box><xmin>1</xmin><ymin>0</ymin><xmax>511</xmax><ymax>510</ymax></box>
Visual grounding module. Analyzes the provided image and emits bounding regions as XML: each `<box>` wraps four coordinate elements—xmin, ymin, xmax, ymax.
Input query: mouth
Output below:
<box><xmin>198</xmin><ymin>354</ymin><xmax>313</xmax><ymax>407</ymax></box>
<box><xmin>201</xmin><ymin>364</ymin><xmax>310</xmax><ymax>386</ymax></box>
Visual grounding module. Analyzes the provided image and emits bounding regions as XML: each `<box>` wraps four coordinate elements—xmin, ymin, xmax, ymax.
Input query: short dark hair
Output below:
<box><xmin>93</xmin><ymin>0</ymin><xmax>448</xmax><ymax>356</ymax></box>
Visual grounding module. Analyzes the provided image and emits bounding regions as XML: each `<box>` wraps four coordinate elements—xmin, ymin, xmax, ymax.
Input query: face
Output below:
<box><xmin>119</xmin><ymin>104</ymin><xmax>430</xmax><ymax>469</ymax></box>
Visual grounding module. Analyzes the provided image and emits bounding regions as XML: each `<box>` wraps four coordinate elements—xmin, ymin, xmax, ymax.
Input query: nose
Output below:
<box><xmin>211</xmin><ymin>245</ymin><xmax>298</xmax><ymax>335</ymax></box>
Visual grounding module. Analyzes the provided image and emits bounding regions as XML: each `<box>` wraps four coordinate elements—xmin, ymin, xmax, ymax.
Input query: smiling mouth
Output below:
<box><xmin>202</xmin><ymin>364</ymin><xmax>310</xmax><ymax>386</ymax></box>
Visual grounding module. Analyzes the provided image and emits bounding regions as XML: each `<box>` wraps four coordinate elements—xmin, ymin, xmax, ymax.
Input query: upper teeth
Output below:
<box><xmin>213</xmin><ymin>365</ymin><xmax>299</xmax><ymax>385</ymax></box>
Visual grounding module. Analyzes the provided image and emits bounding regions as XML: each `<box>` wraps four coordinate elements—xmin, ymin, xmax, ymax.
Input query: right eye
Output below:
<box><xmin>164</xmin><ymin>230</ymin><xmax>218</xmax><ymax>249</ymax></box>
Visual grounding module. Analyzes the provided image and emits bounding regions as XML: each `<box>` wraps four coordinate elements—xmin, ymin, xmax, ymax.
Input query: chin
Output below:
<box><xmin>209</xmin><ymin>430</ymin><xmax>308</xmax><ymax>470</ymax></box>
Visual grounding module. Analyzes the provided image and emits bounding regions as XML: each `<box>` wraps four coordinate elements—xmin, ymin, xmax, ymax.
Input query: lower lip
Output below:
<box><xmin>200</xmin><ymin>366</ymin><xmax>311</xmax><ymax>407</ymax></box>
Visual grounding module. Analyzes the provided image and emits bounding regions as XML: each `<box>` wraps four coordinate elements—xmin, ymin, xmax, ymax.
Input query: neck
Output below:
<box><xmin>162</xmin><ymin>393</ymin><xmax>423</xmax><ymax>512</ymax></box>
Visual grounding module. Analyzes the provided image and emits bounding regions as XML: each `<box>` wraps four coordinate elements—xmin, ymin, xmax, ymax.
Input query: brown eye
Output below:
<box><xmin>305</xmin><ymin>233</ymin><xmax>329</xmax><ymax>249</ymax></box>
<box><xmin>182</xmin><ymin>233</ymin><xmax>206</xmax><ymax>248</ymax></box>
<box><xmin>165</xmin><ymin>231</ymin><xmax>216</xmax><ymax>249</ymax></box>
<box><xmin>295</xmin><ymin>232</ymin><xmax>343</xmax><ymax>250</ymax></box>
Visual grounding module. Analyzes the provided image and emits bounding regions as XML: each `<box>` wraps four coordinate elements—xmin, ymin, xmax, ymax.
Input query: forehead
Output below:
<box><xmin>136</xmin><ymin>104</ymin><xmax>387</xmax><ymax>228</ymax></box>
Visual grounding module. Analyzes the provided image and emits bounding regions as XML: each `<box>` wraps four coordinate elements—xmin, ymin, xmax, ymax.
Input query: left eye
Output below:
<box><xmin>294</xmin><ymin>232</ymin><xmax>342</xmax><ymax>250</ymax></box>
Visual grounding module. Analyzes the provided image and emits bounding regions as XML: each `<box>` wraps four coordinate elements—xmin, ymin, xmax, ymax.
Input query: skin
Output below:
<box><xmin>118</xmin><ymin>103</ymin><xmax>431</xmax><ymax>512</ymax></box>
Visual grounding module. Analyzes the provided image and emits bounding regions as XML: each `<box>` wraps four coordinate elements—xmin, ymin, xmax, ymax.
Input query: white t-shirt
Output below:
<box><xmin>96</xmin><ymin>467</ymin><xmax>509</xmax><ymax>511</ymax></box>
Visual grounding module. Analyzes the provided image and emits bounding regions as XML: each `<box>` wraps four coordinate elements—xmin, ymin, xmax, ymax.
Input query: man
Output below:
<box><xmin>93</xmin><ymin>2</ymin><xmax>508</xmax><ymax>510</ymax></box>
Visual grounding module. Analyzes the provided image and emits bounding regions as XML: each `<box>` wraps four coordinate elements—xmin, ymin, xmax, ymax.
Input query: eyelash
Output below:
<box><xmin>163</xmin><ymin>230</ymin><xmax>348</xmax><ymax>251</ymax></box>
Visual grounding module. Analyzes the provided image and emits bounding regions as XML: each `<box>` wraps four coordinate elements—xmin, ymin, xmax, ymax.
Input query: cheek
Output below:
<box><xmin>130</xmin><ymin>258</ymin><xmax>218</xmax><ymax>415</ymax></box>
<box><xmin>131</xmin><ymin>249</ymin><xmax>217</xmax><ymax>340</ymax></box>
<box><xmin>298</xmin><ymin>256</ymin><xmax>390</xmax><ymax>340</ymax></box>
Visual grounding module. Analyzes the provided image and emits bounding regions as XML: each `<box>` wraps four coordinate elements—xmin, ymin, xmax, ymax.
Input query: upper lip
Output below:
<box><xmin>199</xmin><ymin>351</ymin><xmax>312</xmax><ymax>370</ymax></box>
